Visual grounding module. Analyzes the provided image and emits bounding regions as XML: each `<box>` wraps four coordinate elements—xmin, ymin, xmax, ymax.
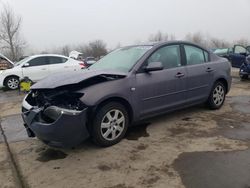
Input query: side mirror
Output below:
<box><xmin>22</xmin><ymin>63</ymin><xmax>29</xmax><ymax>67</ymax></box>
<box><xmin>144</xmin><ymin>62</ymin><xmax>163</xmax><ymax>72</ymax></box>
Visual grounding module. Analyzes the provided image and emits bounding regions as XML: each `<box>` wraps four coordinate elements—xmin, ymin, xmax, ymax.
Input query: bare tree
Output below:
<box><xmin>0</xmin><ymin>4</ymin><xmax>25</xmax><ymax>61</ymax></box>
<box><xmin>61</xmin><ymin>45</ymin><xmax>71</xmax><ymax>56</ymax></box>
<box><xmin>148</xmin><ymin>31</ymin><xmax>175</xmax><ymax>42</ymax></box>
<box><xmin>209</xmin><ymin>38</ymin><xmax>231</xmax><ymax>48</ymax></box>
<box><xmin>88</xmin><ymin>40</ymin><xmax>108</xmax><ymax>58</ymax></box>
<box><xmin>185</xmin><ymin>32</ymin><xmax>205</xmax><ymax>46</ymax></box>
<box><xmin>149</xmin><ymin>31</ymin><xmax>164</xmax><ymax>42</ymax></box>
<box><xmin>76</xmin><ymin>44</ymin><xmax>92</xmax><ymax>57</ymax></box>
<box><xmin>234</xmin><ymin>38</ymin><xmax>249</xmax><ymax>47</ymax></box>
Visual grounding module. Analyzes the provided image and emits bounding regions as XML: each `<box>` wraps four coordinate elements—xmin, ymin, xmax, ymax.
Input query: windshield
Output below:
<box><xmin>14</xmin><ymin>56</ymin><xmax>30</xmax><ymax>66</ymax></box>
<box><xmin>89</xmin><ymin>45</ymin><xmax>152</xmax><ymax>72</ymax></box>
<box><xmin>214</xmin><ymin>48</ymin><xmax>228</xmax><ymax>55</ymax></box>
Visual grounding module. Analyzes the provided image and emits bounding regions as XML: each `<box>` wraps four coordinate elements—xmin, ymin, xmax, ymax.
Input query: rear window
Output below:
<box><xmin>48</xmin><ymin>57</ymin><xmax>67</xmax><ymax>64</ymax></box>
<box><xmin>184</xmin><ymin>45</ymin><xmax>206</xmax><ymax>65</ymax></box>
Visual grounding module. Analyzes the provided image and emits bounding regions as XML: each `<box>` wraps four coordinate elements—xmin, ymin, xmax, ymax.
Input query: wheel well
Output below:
<box><xmin>3</xmin><ymin>75</ymin><xmax>20</xmax><ymax>86</ymax></box>
<box><xmin>216</xmin><ymin>78</ymin><xmax>228</xmax><ymax>93</ymax></box>
<box><xmin>94</xmin><ymin>97</ymin><xmax>134</xmax><ymax>123</ymax></box>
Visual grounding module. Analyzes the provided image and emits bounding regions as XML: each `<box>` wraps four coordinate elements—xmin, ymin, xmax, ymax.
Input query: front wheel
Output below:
<box><xmin>91</xmin><ymin>102</ymin><xmax>129</xmax><ymax>147</ymax></box>
<box><xmin>4</xmin><ymin>76</ymin><xmax>19</xmax><ymax>90</ymax></box>
<box><xmin>207</xmin><ymin>82</ymin><xmax>226</xmax><ymax>110</ymax></box>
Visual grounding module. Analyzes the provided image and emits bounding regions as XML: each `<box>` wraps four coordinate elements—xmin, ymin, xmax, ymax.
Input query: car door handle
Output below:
<box><xmin>206</xmin><ymin>67</ymin><xmax>214</xmax><ymax>72</ymax></box>
<box><xmin>175</xmin><ymin>72</ymin><xmax>185</xmax><ymax>78</ymax></box>
<box><xmin>41</xmin><ymin>68</ymin><xmax>47</xmax><ymax>70</ymax></box>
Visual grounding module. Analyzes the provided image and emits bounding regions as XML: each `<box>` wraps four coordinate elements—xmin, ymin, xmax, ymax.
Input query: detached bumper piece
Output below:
<box><xmin>22</xmin><ymin>106</ymin><xmax>89</xmax><ymax>148</ymax></box>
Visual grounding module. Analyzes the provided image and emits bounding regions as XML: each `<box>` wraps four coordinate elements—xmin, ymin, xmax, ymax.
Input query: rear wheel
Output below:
<box><xmin>4</xmin><ymin>76</ymin><xmax>19</xmax><ymax>90</ymax></box>
<box><xmin>91</xmin><ymin>102</ymin><xmax>129</xmax><ymax>147</ymax></box>
<box><xmin>207</xmin><ymin>82</ymin><xmax>226</xmax><ymax>109</ymax></box>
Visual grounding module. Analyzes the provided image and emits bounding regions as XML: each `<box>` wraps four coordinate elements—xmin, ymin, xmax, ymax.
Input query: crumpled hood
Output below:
<box><xmin>31</xmin><ymin>69</ymin><xmax>127</xmax><ymax>89</ymax></box>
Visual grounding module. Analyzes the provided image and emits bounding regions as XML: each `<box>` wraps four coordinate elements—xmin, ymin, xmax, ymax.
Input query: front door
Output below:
<box><xmin>22</xmin><ymin>57</ymin><xmax>50</xmax><ymax>81</ymax></box>
<box><xmin>133</xmin><ymin>45</ymin><xmax>187</xmax><ymax>118</ymax></box>
<box><xmin>229</xmin><ymin>45</ymin><xmax>247</xmax><ymax>68</ymax></box>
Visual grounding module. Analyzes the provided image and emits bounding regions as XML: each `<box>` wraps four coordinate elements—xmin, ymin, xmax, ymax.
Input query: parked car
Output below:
<box><xmin>0</xmin><ymin>54</ymin><xmax>14</xmax><ymax>70</ymax></box>
<box><xmin>213</xmin><ymin>48</ymin><xmax>232</xmax><ymax>57</ymax></box>
<box><xmin>22</xmin><ymin>41</ymin><xmax>231</xmax><ymax>148</ymax></box>
<box><xmin>84</xmin><ymin>57</ymin><xmax>96</xmax><ymax>67</ymax></box>
<box><xmin>0</xmin><ymin>54</ymin><xmax>82</xmax><ymax>90</ymax></box>
<box><xmin>239</xmin><ymin>55</ymin><xmax>250</xmax><ymax>80</ymax></box>
<box><xmin>213</xmin><ymin>45</ymin><xmax>250</xmax><ymax>68</ymax></box>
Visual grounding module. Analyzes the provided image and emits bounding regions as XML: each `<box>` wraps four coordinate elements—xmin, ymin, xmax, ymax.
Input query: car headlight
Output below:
<box><xmin>43</xmin><ymin>106</ymin><xmax>82</xmax><ymax>121</ymax></box>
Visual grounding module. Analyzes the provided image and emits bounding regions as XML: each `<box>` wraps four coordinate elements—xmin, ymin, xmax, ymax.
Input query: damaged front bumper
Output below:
<box><xmin>22</xmin><ymin>104</ymin><xmax>89</xmax><ymax>148</ymax></box>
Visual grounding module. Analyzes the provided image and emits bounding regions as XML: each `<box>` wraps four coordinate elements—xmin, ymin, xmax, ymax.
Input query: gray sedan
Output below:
<box><xmin>22</xmin><ymin>41</ymin><xmax>231</xmax><ymax>147</ymax></box>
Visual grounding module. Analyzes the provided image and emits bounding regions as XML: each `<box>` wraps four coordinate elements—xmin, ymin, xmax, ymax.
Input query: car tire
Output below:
<box><xmin>207</xmin><ymin>81</ymin><xmax>226</xmax><ymax>110</ymax></box>
<box><xmin>4</xmin><ymin>76</ymin><xmax>19</xmax><ymax>90</ymax></box>
<box><xmin>91</xmin><ymin>102</ymin><xmax>129</xmax><ymax>147</ymax></box>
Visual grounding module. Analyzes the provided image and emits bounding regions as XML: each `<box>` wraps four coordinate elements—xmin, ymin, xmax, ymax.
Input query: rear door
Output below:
<box><xmin>134</xmin><ymin>44</ymin><xmax>187</xmax><ymax>118</ymax></box>
<box><xmin>47</xmin><ymin>56</ymin><xmax>70</xmax><ymax>74</ymax></box>
<box><xmin>65</xmin><ymin>58</ymin><xmax>82</xmax><ymax>71</ymax></box>
<box><xmin>184</xmin><ymin>45</ymin><xmax>213</xmax><ymax>104</ymax></box>
<box><xmin>22</xmin><ymin>57</ymin><xmax>49</xmax><ymax>81</ymax></box>
<box><xmin>229</xmin><ymin>45</ymin><xmax>247</xmax><ymax>68</ymax></box>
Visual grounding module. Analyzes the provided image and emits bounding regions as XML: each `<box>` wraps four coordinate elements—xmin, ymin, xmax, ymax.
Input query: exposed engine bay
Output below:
<box><xmin>23</xmin><ymin>73</ymin><xmax>126</xmax><ymax>123</ymax></box>
<box><xmin>26</xmin><ymin>74</ymin><xmax>124</xmax><ymax>111</ymax></box>
<box><xmin>26</xmin><ymin>90</ymin><xmax>85</xmax><ymax>111</ymax></box>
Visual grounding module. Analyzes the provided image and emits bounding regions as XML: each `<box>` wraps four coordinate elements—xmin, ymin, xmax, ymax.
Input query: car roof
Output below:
<box><xmin>29</xmin><ymin>54</ymin><xmax>69</xmax><ymax>59</ymax></box>
<box><xmin>127</xmin><ymin>40</ymin><xmax>208</xmax><ymax>51</ymax></box>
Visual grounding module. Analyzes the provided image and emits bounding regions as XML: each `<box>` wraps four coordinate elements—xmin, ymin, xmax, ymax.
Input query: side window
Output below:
<box><xmin>48</xmin><ymin>57</ymin><xmax>67</xmax><ymax>65</ymax></box>
<box><xmin>234</xmin><ymin>46</ymin><xmax>246</xmax><ymax>54</ymax></box>
<box><xmin>147</xmin><ymin>45</ymin><xmax>181</xmax><ymax>69</ymax></box>
<box><xmin>184</xmin><ymin>45</ymin><xmax>205</xmax><ymax>65</ymax></box>
<box><xmin>28</xmin><ymin>57</ymin><xmax>48</xmax><ymax>67</ymax></box>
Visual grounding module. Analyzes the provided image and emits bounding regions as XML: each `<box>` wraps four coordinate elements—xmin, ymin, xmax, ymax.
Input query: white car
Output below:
<box><xmin>84</xmin><ymin>57</ymin><xmax>96</xmax><ymax>67</ymax></box>
<box><xmin>0</xmin><ymin>54</ymin><xmax>83</xmax><ymax>90</ymax></box>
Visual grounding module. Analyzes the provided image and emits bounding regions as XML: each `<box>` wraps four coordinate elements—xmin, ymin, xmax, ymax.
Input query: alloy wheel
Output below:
<box><xmin>212</xmin><ymin>85</ymin><xmax>225</xmax><ymax>106</ymax></box>
<box><xmin>7</xmin><ymin>78</ymin><xmax>19</xmax><ymax>90</ymax></box>
<box><xmin>100</xmin><ymin>109</ymin><xmax>125</xmax><ymax>141</ymax></box>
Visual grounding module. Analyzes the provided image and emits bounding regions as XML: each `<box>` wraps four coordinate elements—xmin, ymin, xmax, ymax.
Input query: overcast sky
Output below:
<box><xmin>1</xmin><ymin>0</ymin><xmax>250</xmax><ymax>52</ymax></box>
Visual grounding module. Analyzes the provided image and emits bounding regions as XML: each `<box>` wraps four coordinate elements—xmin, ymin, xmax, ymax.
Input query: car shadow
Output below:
<box><xmin>57</xmin><ymin>103</ymin><xmax>208</xmax><ymax>153</ymax></box>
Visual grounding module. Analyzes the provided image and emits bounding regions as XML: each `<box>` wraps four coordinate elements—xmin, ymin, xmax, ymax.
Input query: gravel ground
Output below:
<box><xmin>1</xmin><ymin>69</ymin><xmax>250</xmax><ymax>188</ymax></box>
